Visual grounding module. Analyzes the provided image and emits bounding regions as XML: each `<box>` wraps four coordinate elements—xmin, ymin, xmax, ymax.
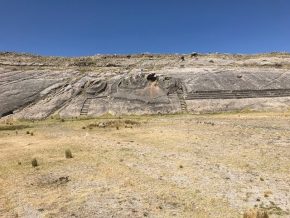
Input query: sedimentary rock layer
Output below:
<box><xmin>1</xmin><ymin>52</ymin><xmax>290</xmax><ymax>119</ymax></box>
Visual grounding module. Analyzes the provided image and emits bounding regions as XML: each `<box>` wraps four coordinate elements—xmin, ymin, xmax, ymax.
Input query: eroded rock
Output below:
<box><xmin>1</xmin><ymin>52</ymin><xmax>290</xmax><ymax>119</ymax></box>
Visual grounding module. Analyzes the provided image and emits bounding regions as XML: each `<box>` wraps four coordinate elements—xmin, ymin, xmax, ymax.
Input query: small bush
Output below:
<box><xmin>65</xmin><ymin>149</ymin><xmax>73</xmax><ymax>159</ymax></box>
<box><xmin>190</xmin><ymin>52</ymin><xmax>198</xmax><ymax>57</ymax></box>
<box><xmin>30</xmin><ymin>132</ymin><xmax>34</xmax><ymax>136</ymax></box>
<box><xmin>26</xmin><ymin>131</ymin><xmax>30</xmax><ymax>134</ymax></box>
<box><xmin>31</xmin><ymin>158</ymin><xmax>38</xmax><ymax>167</ymax></box>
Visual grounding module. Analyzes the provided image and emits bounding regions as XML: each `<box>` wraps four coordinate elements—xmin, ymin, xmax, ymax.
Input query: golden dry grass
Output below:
<box><xmin>0</xmin><ymin>112</ymin><xmax>289</xmax><ymax>217</ymax></box>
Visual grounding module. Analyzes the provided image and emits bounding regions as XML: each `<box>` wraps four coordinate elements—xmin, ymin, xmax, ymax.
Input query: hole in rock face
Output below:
<box><xmin>147</xmin><ymin>73</ymin><xmax>158</xmax><ymax>82</ymax></box>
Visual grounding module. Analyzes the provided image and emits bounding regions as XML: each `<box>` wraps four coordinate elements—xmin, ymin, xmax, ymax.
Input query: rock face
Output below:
<box><xmin>1</xmin><ymin>52</ymin><xmax>290</xmax><ymax>119</ymax></box>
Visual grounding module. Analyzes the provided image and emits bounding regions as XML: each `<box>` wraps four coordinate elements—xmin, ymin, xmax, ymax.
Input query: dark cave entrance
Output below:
<box><xmin>147</xmin><ymin>73</ymin><xmax>158</xmax><ymax>82</ymax></box>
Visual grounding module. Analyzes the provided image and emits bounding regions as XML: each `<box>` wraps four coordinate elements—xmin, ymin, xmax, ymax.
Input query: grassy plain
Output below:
<box><xmin>0</xmin><ymin>112</ymin><xmax>289</xmax><ymax>217</ymax></box>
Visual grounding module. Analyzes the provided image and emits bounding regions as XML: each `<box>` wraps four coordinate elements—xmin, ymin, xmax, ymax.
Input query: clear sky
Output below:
<box><xmin>0</xmin><ymin>0</ymin><xmax>289</xmax><ymax>56</ymax></box>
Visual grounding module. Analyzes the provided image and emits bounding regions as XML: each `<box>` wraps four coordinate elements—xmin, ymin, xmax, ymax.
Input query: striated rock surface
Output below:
<box><xmin>1</xmin><ymin>52</ymin><xmax>290</xmax><ymax>119</ymax></box>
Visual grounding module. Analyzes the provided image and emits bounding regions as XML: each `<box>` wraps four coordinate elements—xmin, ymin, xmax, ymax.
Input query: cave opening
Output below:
<box><xmin>147</xmin><ymin>73</ymin><xmax>158</xmax><ymax>82</ymax></box>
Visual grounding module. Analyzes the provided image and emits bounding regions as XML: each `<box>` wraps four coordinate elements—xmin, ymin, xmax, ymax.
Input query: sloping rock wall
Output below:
<box><xmin>1</xmin><ymin>52</ymin><xmax>290</xmax><ymax>119</ymax></box>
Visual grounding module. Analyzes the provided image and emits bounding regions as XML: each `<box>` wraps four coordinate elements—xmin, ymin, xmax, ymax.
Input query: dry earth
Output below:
<box><xmin>0</xmin><ymin>112</ymin><xmax>289</xmax><ymax>217</ymax></box>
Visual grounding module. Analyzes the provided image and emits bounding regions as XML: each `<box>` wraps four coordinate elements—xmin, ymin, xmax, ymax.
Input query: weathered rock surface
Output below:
<box><xmin>1</xmin><ymin>52</ymin><xmax>290</xmax><ymax>119</ymax></box>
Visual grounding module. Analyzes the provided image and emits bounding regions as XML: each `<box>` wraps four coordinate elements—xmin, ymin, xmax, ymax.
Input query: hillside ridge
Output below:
<box><xmin>1</xmin><ymin>51</ymin><xmax>290</xmax><ymax>119</ymax></box>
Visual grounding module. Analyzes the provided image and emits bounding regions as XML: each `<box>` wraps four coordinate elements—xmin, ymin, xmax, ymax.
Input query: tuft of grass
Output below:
<box><xmin>31</xmin><ymin>158</ymin><xmax>38</xmax><ymax>167</ymax></box>
<box><xmin>65</xmin><ymin>149</ymin><xmax>73</xmax><ymax>159</ymax></box>
<box><xmin>264</xmin><ymin>190</ymin><xmax>272</xmax><ymax>198</ymax></box>
<box><xmin>243</xmin><ymin>208</ymin><xmax>269</xmax><ymax>218</ymax></box>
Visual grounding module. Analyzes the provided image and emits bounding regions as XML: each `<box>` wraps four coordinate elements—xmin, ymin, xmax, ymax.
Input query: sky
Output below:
<box><xmin>0</xmin><ymin>0</ymin><xmax>289</xmax><ymax>56</ymax></box>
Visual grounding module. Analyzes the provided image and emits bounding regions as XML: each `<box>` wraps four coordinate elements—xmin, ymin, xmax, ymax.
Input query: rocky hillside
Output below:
<box><xmin>1</xmin><ymin>52</ymin><xmax>290</xmax><ymax>119</ymax></box>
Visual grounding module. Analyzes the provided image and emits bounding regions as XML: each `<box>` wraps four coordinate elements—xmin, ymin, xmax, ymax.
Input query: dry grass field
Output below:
<box><xmin>0</xmin><ymin>112</ymin><xmax>289</xmax><ymax>217</ymax></box>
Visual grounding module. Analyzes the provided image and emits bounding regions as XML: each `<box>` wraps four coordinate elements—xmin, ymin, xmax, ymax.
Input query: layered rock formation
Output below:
<box><xmin>1</xmin><ymin>52</ymin><xmax>290</xmax><ymax>119</ymax></box>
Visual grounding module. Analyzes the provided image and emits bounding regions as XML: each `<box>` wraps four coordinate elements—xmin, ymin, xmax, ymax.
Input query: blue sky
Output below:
<box><xmin>0</xmin><ymin>0</ymin><xmax>289</xmax><ymax>56</ymax></box>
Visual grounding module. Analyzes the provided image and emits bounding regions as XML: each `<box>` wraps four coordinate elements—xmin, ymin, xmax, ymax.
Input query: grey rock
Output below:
<box><xmin>1</xmin><ymin>52</ymin><xmax>290</xmax><ymax>119</ymax></box>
